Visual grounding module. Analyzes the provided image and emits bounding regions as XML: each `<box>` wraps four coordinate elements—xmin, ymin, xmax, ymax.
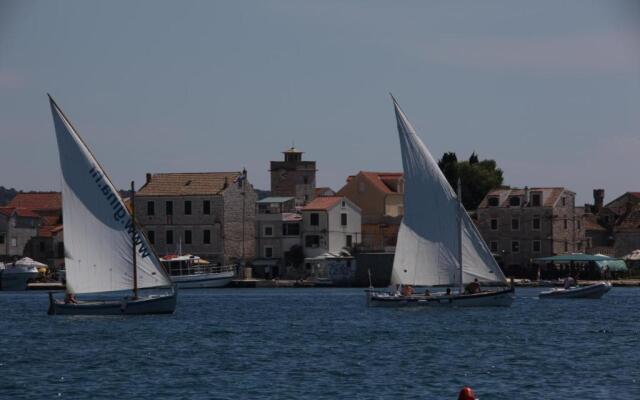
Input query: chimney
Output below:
<box><xmin>593</xmin><ymin>189</ymin><xmax>604</xmax><ymax>213</ymax></box>
<box><xmin>146</xmin><ymin>173</ymin><xmax>152</xmax><ymax>184</ymax></box>
<box><xmin>223</xmin><ymin>176</ymin><xmax>228</xmax><ymax>189</ymax></box>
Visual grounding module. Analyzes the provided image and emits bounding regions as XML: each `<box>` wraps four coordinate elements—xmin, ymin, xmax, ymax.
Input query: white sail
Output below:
<box><xmin>49</xmin><ymin>96</ymin><xmax>171</xmax><ymax>294</ymax></box>
<box><xmin>390</xmin><ymin>96</ymin><xmax>507</xmax><ymax>286</ymax></box>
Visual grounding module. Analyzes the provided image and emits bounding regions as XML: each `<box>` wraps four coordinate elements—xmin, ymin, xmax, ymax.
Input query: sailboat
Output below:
<box><xmin>367</xmin><ymin>96</ymin><xmax>514</xmax><ymax>307</ymax></box>
<box><xmin>47</xmin><ymin>95</ymin><xmax>176</xmax><ymax>315</ymax></box>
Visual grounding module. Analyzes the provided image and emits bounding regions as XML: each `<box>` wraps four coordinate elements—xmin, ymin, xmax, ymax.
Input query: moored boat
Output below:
<box><xmin>0</xmin><ymin>258</ymin><xmax>42</xmax><ymax>290</ymax></box>
<box><xmin>46</xmin><ymin>95</ymin><xmax>177</xmax><ymax>315</ymax></box>
<box><xmin>539</xmin><ymin>281</ymin><xmax>611</xmax><ymax>299</ymax></box>
<box><xmin>367</xmin><ymin>96</ymin><xmax>514</xmax><ymax>308</ymax></box>
<box><xmin>160</xmin><ymin>254</ymin><xmax>235</xmax><ymax>288</ymax></box>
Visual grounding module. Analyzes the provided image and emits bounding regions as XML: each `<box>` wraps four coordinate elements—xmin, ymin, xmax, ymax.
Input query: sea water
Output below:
<box><xmin>0</xmin><ymin>287</ymin><xmax>638</xmax><ymax>399</ymax></box>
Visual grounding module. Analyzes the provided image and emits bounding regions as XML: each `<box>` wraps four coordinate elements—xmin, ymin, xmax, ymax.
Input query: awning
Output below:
<box><xmin>595</xmin><ymin>259</ymin><xmax>628</xmax><ymax>272</ymax></box>
<box><xmin>533</xmin><ymin>254</ymin><xmax>613</xmax><ymax>263</ymax></box>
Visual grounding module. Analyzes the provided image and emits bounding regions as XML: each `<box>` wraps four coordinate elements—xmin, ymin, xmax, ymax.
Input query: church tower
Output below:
<box><xmin>270</xmin><ymin>147</ymin><xmax>316</xmax><ymax>205</ymax></box>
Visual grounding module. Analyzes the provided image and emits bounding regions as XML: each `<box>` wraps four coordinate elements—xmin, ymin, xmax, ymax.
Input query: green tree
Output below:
<box><xmin>437</xmin><ymin>152</ymin><xmax>503</xmax><ymax>210</ymax></box>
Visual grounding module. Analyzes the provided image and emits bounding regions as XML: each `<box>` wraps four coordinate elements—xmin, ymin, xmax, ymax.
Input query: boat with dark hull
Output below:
<box><xmin>539</xmin><ymin>282</ymin><xmax>611</xmax><ymax>299</ymax></box>
<box><xmin>46</xmin><ymin>95</ymin><xmax>176</xmax><ymax>315</ymax></box>
<box><xmin>367</xmin><ymin>96</ymin><xmax>514</xmax><ymax>308</ymax></box>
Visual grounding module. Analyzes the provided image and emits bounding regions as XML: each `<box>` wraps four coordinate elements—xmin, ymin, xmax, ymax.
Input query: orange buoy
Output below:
<box><xmin>458</xmin><ymin>386</ymin><xmax>476</xmax><ymax>400</ymax></box>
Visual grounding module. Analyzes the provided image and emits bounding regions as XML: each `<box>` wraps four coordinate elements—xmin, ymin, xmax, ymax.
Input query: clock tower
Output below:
<box><xmin>270</xmin><ymin>147</ymin><xmax>317</xmax><ymax>205</ymax></box>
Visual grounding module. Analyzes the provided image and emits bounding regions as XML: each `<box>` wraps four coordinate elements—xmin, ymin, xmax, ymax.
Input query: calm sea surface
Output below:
<box><xmin>0</xmin><ymin>287</ymin><xmax>638</xmax><ymax>399</ymax></box>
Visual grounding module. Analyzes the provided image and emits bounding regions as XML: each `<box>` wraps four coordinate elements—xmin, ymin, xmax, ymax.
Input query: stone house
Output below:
<box><xmin>0</xmin><ymin>207</ymin><xmax>40</xmax><ymax>260</ymax></box>
<box><xmin>476</xmin><ymin>187</ymin><xmax>587</xmax><ymax>276</ymax></box>
<box><xmin>614</xmin><ymin>205</ymin><xmax>640</xmax><ymax>257</ymax></box>
<box><xmin>270</xmin><ymin>147</ymin><xmax>317</xmax><ymax>206</ymax></box>
<box><xmin>301</xmin><ymin>196</ymin><xmax>362</xmax><ymax>258</ymax></box>
<box><xmin>253</xmin><ymin>196</ymin><xmax>302</xmax><ymax>277</ymax></box>
<box><xmin>135</xmin><ymin>171</ymin><xmax>256</xmax><ymax>265</ymax></box>
<box><xmin>337</xmin><ymin>171</ymin><xmax>403</xmax><ymax>251</ymax></box>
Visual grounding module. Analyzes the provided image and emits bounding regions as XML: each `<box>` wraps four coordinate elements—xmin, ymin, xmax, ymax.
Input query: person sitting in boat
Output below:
<box><xmin>465</xmin><ymin>278</ymin><xmax>481</xmax><ymax>294</ymax></box>
<box><xmin>423</xmin><ymin>288</ymin><xmax>431</xmax><ymax>297</ymax></box>
<box><xmin>64</xmin><ymin>292</ymin><xmax>78</xmax><ymax>304</ymax></box>
<box><xmin>563</xmin><ymin>276</ymin><xmax>576</xmax><ymax>289</ymax></box>
<box><xmin>446</xmin><ymin>287</ymin><xmax>452</xmax><ymax>296</ymax></box>
<box><xmin>401</xmin><ymin>284</ymin><xmax>414</xmax><ymax>297</ymax></box>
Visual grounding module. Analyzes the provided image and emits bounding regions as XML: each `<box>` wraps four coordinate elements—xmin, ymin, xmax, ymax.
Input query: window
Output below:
<box><xmin>184</xmin><ymin>201</ymin><xmax>192</xmax><ymax>215</ymax></box>
<box><xmin>561</xmin><ymin>197</ymin><xmax>566</xmax><ymax>207</ymax></box>
<box><xmin>203</xmin><ymin>200</ymin><xmax>211</xmax><ymax>215</ymax></box>
<box><xmin>564</xmin><ymin>241</ymin><xmax>568</xmax><ymax>252</ymax></box>
<box><xmin>488</xmin><ymin>197</ymin><xmax>499</xmax><ymax>207</ymax></box>
<box><xmin>358</xmin><ymin>182</ymin><xmax>365</xmax><ymax>193</ymax></box>
<box><xmin>305</xmin><ymin>235</ymin><xmax>320</xmax><ymax>248</ymax></box>
<box><xmin>282</xmin><ymin>223</ymin><xmax>300</xmax><ymax>236</ymax></box>
<box><xmin>577</xmin><ymin>242</ymin><xmax>582</xmax><ymax>251</ymax></box>
<box><xmin>147</xmin><ymin>201</ymin><xmax>155</xmax><ymax>216</ymax></box>
<box><xmin>346</xmin><ymin>235</ymin><xmax>353</xmax><ymax>247</ymax></box>
<box><xmin>490</xmin><ymin>241</ymin><xmax>498</xmax><ymax>253</ymax></box>
<box><xmin>532</xmin><ymin>240</ymin><xmax>541</xmax><ymax>253</ymax></box>
<box><xmin>265</xmin><ymin>246</ymin><xmax>273</xmax><ymax>258</ymax></box>
<box><xmin>165</xmin><ymin>201</ymin><xmax>173</xmax><ymax>216</ymax></box>
<box><xmin>310</xmin><ymin>213</ymin><xmax>319</xmax><ymax>226</ymax></box>
<box><xmin>166</xmin><ymin>230</ymin><xmax>174</xmax><ymax>245</ymax></box>
<box><xmin>341</xmin><ymin>213</ymin><xmax>348</xmax><ymax>226</ymax></box>
<box><xmin>185</xmin><ymin>230</ymin><xmax>192</xmax><ymax>245</ymax></box>
<box><xmin>531</xmin><ymin>193</ymin><xmax>541</xmax><ymax>207</ymax></box>
<box><xmin>0</xmin><ymin>234</ymin><xmax>4</xmax><ymax>244</ymax></box>
<box><xmin>490</xmin><ymin>218</ymin><xmax>498</xmax><ymax>230</ymax></box>
<box><xmin>577</xmin><ymin>220</ymin><xmax>581</xmax><ymax>230</ymax></box>
<box><xmin>341</xmin><ymin>200</ymin><xmax>346</xmax><ymax>208</ymax></box>
<box><xmin>11</xmin><ymin>237</ymin><xmax>17</xmax><ymax>247</ymax></box>
<box><xmin>533</xmin><ymin>216</ymin><xmax>541</xmax><ymax>231</ymax></box>
<box><xmin>511</xmin><ymin>241</ymin><xmax>520</xmax><ymax>253</ymax></box>
<box><xmin>264</xmin><ymin>226</ymin><xmax>273</xmax><ymax>236</ymax></box>
<box><xmin>39</xmin><ymin>241</ymin><xmax>45</xmax><ymax>252</ymax></box>
<box><xmin>148</xmin><ymin>230</ymin><xmax>155</xmax><ymax>244</ymax></box>
<box><xmin>511</xmin><ymin>218</ymin><xmax>520</xmax><ymax>231</ymax></box>
<box><xmin>564</xmin><ymin>219</ymin><xmax>568</xmax><ymax>230</ymax></box>
<box><xmin>303</xmin><ymin>176</ymin><xmax>308</xmax><ymax>184</ymax></box>
<box><xmin>509</xmin><ymin>196</ymin><xmax>520</xmax><ymax>207</ymax></box>
<box><xmin>203</xmin><ymin>229</ymin><xmax>211</xmax><ymax>244</ymax></box>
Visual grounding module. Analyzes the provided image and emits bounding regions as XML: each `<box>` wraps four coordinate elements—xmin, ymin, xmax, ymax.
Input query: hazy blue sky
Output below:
<box><xmin>1</xmin><ymin>0</ymin><xmax>638</xmax><ymax>204</ymax></box>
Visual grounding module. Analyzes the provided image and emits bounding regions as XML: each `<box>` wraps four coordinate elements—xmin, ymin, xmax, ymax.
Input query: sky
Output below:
<box><xmin>0</xmin><ymin>0</ymin><xmax>639</xmax><ymax>205</ymax></box>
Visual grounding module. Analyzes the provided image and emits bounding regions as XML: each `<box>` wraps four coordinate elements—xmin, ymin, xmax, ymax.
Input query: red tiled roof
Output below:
<box><xmin>302</xmin><ymin>196</ymin><xmax>343</xmax><ymax>211</ymax></box>
<box><xmin>137</xmin><ymin>172</ymin><xmax>242</xmax><ymax>196</ymax></box>
<box><xmin>7</xmin><ymin>192</ymin><xmax>61</xmax><ymax>210</ymax></box>
<box><xmin>14</xmin><ymin>208</ymin><xmax>40</xmax><ymax>218</ymax></box>
<box><xmin>361</xmin><ymin>171</ymin><xmax>403</xmax><ymax>194</ymax></box>
<box><xmin>38</xmin><ymin>226</ymin><xmax>55</xmax><ymax>237</ymax></box>
<box><xmin>314</xmin><ymin>187</ymin><xmax>335</xmax><ymax>196</ymax></box>
<box><xmin>40</xmin><ymin>215</ymin><xmax>61</xmax><ymax>226</ymax></box>
<box><xmin>617</xmin><ymin>204</ymin><xmax>640</xmax><ymax>232</ymax></box>
<box><xmin>583</xmin><ymin>214</ymin><xmax>606</xmax><ymax>231</ymax></box>
<box><xmin>0</xmin><ymin>207</ymin><xmax>13</xmax><ymax>217</ymax></box>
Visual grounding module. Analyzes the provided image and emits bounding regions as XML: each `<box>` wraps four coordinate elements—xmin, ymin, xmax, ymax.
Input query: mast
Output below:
<box><xmin>457</xmin><ymin>178</ymin><xmax>463</xmax><ymax>294</ymax></box>
<box><xmin>131</xmin><ymin>181</ymin><xmax>139</xmax><ymax>298</ymax></box>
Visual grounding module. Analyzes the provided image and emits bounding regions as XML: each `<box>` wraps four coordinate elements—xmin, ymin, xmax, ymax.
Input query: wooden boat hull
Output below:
<box><xmin>48</xmin><ymin>291</ymin><xmax>177</xmax><ymax>315</ymax></box>
<box><xmin>539</xmin><ymin>282</ymin><xmax>611</xmax><ymax>299</ymax></box>
<box><xmin>171</xmin><ymin>271</ymin><xmax>234</xmax><ymax>289</ymax></box>
<box><xmin>367</xmin><ymin>287</ymin><xmax>515</xmax><ymax>308</ymax></box>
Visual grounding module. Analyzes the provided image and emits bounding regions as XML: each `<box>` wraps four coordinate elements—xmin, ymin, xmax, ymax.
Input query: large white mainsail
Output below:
<box><xmin>390</xmin><ymin>96</ymin><xmax>507</xmax><ymax>287</ymax></box>
<box><xmin>49</xmin><ymin>96</ymin><xmax>171</xmax><ymax>294</ymax></box>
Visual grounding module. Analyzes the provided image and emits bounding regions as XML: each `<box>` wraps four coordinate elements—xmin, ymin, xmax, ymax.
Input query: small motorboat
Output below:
<box><xmin>0</xmin><ymin>258</ymin><xmax>43</xmax><ymax>290</ymax></box>
<box><xmin>539</xmin><ymin>281</ymin><xmax>611</xmax><ymax>299</ymax></box>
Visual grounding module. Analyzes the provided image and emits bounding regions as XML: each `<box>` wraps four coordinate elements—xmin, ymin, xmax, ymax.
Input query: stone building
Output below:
<box><xmin>135</xmin><ymin>171</ymin><xmax>256</xmax><ymax>265</ymax></box>
<box><xmin>301</xmin><ymin>196</ymin><xmax>361</xmax><ymax>258</ymax></box>
<box><xmin>337</xmin><ymin>171</ymin><xmax>403</xmax><ymax>251</ymax></box>
<box><xmin>0</xmin><ymin>207</ymin><xmax>40</xmax><ymax>260</ymax></box>
<box><xmin>253</xmin><ymin>196</ymin><xmax>302</xmax><ymax>277</ymax></box>
<box><xmin>476</xmin><ymin>187</ymin><xmax>587</xmax><ymax>276</ymax></box>
<box><xmin>270</xmin><ymin>147</ymin><xmax>316</xmax><ymax>206</ymax></box>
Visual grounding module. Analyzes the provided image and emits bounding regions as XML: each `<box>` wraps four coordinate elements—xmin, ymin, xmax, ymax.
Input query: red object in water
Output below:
<box><xmin>458</xmin><ymin>387</ymin><xmax>476</xmax><ymax>400</ymax></box>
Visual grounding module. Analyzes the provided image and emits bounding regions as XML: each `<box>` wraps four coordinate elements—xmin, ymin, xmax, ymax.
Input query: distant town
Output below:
<box><xmin>1</xmin><ymin>146</ymin><xmax>639</xmax><ymax>287</ymax></box>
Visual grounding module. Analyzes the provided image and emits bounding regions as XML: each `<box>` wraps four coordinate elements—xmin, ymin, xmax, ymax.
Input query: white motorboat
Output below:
<box><xmin>1</xmin><ymin>258</ymin><xmax>42</xmax><ymax>290</ymax></box>
<box><xmin>161</xmin><ymin>254</ymin><xmax>235</xmax><ymax>288</ymax></box>
<box><xmin>46</xmin><ymin>95</ymin><xmax>176</xmax><ymax>315</ymax></box>
<box><xmin>367</xmin><ymin>96</ymin><xmax>514</xmax><ymax>308</ymax></box>
<box><xmin>539</xmin><ymin>282</ymin><xmax>611</xmax><ymax>299</ymax></box>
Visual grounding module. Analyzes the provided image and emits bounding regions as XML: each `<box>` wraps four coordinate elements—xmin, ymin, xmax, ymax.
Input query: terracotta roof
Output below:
<box><xmin>302</xmin><ymin>196</ymin><xmax>343</xmax><ymax>211</ymax></box>
<box><xmin>13</xmin><ymin>208</ymin><xmax>40</xmax><ymax>218</ymax></box>
<box><xmin>0</xmin><ymin>207</ymin><xmax>13</xmax><ymax>217</ymax></box>
<box><xmin>7</xmin><ymin>192</ymin><xmax>61</xmax><ymax>210</ymax></box>
<box><xmin>314</xmin><ymin>187</ymin><xmax>335</xmax><ymax>196</ymax></box>
<box><xmin>479</xmin><ymin>187</ymin><xmax>569</xmax><ymax>208</ymax></box>
<box><xmin>38</xmin><ymin>226</ymin><xmax>55</xmax><ymax>237</ymax></box>
<box><xmin>137</xmin><ymin>172</ymin><xmax>242</xmax><ymax>196</ymax></box>
<box><xmin>40</xmin><ymin>215</ymin><xmax>61</xmax><ymax>226</ymax></box>
<box><xmin>359</xmin><ymin>171</ymin><xmax>403</xmax><ymax>194</ymax></box>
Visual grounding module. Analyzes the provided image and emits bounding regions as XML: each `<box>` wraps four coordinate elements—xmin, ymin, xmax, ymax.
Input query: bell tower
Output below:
<box><xmin>270</xmin><ymin>147</ymin><xmax>317</xmax><ymax>205</ymax></box>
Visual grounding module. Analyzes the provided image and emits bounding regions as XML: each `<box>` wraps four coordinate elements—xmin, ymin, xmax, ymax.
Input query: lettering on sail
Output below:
<box><xmin>89</xmin><ymin>166</ymin><xmax>151</xmax><ymax>258</ymax></box>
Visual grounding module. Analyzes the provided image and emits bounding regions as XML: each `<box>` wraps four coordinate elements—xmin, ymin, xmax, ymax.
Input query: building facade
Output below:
<box><xmin>254</xmin><ymin>196</ymin><xmax>302</xmax><ymax>277</ymax></box>
<box><xmin>337</xmin><ymin>171</ymin><xmax>403</xmax><ymax>251</ymax></box>
<box><xmin>270</xmin><ymin>147</ymin><xmax>317</xmax><ymax>206</ymax></box>
<box><xmin>135</xmin><ymin>171</ymin><xmax>256</xmax><ymax>265</ymax></box>
<box><xmin>476</xmin><ymin>187</ymin><xmax>587</xmax><ymax>276</ymax></box>
<box><xmin>301</xmin><ymin>196</ymin><xmax>361</xmax><ymax>258</ymax></box>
